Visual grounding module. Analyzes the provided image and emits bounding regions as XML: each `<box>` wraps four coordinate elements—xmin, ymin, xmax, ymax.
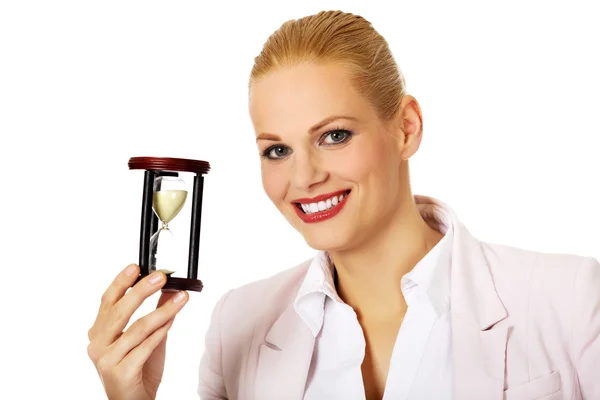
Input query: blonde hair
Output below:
<box><xmin>249</xmin><ymin>10</ymin><xmax>407</xmax><ymax>121</ymax></box>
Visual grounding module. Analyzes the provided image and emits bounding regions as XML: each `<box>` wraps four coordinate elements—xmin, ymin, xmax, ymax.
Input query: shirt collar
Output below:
<box><xmin>402</xmin><ymin>208</ymin><xmax>453</xmax><ymax>317</ymax></box>
<box><xmin>293</xmin><ymin>252</ymin><xmax>336</xmax><ymax>336</ymax></box>
<box><xmin>294</xmin><ymin>196</ymin><xmax>455</xmax><ymax>336</ymax></box>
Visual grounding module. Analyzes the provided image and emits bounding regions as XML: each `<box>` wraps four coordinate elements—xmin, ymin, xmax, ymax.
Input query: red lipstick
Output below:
<box><xmin>292</xmin><ymin>190</ymin><xmax>351</xmax><ymax>224</ymax></box>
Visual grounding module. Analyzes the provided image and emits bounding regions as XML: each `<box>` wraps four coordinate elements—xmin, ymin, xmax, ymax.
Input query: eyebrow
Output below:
<box><xmin>256</xmin><ymin>115</ymin><xmax>358</xmax><ymax>142</ymax></box>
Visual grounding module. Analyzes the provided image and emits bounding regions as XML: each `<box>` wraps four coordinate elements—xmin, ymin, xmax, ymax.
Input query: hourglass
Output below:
<box><xmin>128</xmin><ymin>157</ymin><xmax>210</xmax><ymax>292</ymax></box>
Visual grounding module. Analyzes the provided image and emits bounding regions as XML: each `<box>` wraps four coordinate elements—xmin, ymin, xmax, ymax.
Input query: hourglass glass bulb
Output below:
<box><xmin>152</xmin><ymin>175</ymin><xmax>188</xmax><ymax>225</ymax></box>
<box><xmin>153</xmin><ymin>190</ymin><xmax>187</xmax><ymax>226</ymax></box>
<box><xmin>150</xmin><ymin>174</ymin><xmax>188</xmax><ymax>275</ymax></box>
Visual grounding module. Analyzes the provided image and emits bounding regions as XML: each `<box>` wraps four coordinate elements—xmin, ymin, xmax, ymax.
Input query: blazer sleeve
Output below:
<box><xmin>572</xmin><ymin>256</ymin><xmax>600</xmax><ymax>399</ymax></box>
<box><xmin>198</xmin><ymin>289</ymin><xmax>233</xmax><ymax>400</ymax></box>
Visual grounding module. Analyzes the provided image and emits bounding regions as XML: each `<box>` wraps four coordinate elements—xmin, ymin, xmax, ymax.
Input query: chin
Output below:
<box><xmin>297</xmin><ymin>224</ymin><xmax>355</xmax><ymax>252</ymax></box>
<box><xmin>302</xmin><ymin>236</ymin><xmax>347</xmax><ymax>252</ymax></box>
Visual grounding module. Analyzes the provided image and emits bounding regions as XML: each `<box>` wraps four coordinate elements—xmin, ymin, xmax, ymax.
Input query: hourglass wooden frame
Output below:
<box><xmin>128</xmin><ymin>157</ymin><xmax>210</xmax><ymax>292</ymax></box>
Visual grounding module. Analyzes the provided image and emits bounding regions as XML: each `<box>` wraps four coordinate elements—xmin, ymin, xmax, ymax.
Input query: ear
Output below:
<box><xmin>395</xmin><ymin>95</ymin><xmax>423</xmax><ymax>160</ymax></box>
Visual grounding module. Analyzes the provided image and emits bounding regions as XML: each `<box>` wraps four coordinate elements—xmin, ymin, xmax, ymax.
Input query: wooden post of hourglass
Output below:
<box><xmin>129</xmin><ymin>157</ymin><xmax>211</xmax><ymax>292</ymax></box>
<box><xmin>139</xmin><ymin>169</ymin><xmax>155</xmax><ymax>277</ymax></box>
<box><xmin>188</xmin><ymin>173</ymin><xmax>204</xmax><ymax>282</ymax></box>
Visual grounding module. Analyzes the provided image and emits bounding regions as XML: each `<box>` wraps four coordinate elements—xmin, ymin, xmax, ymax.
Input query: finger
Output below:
<box><xmin>120</xmin><ymin>316</ymin><xmax>175</xmax><ymax>372</ymax></box>
<box><xmin>95</xmin><ymin>271</ymin><xmax>167</xmax><ymax>347</ymax></box>
<box><xmin>100</xmin><ymin>264</ymin><xmax>140</xmax><ymax>314</ymax></box>
<box><xmin>89</xmin><ymin>264</ymin><xmax>140</xmax><ymax>341</ymax></box>
<box><xmin>157</xmin><ymin>290</ymin><xmax>178</xmax><ymax>307</ymax></box>
<box><xmin>103</xmin><ymin>291</ymin><xmax>188</xmax><ymax>365</ymax></box>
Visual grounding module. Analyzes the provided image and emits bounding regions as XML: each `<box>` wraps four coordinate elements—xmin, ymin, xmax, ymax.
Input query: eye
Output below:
<box><xmin>320</xmin><ymin>129</ymin><xmax>353</xmax><ymax>145</ymax></box>
<box><xmin>262</xmin><ymin>145</ymin><xmax>292</xmax><ymax>160</ymax></box>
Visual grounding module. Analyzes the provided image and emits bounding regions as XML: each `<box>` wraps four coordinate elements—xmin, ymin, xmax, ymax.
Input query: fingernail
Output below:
<box><xmin>173</xmin><ymin>291</ymin><xmax>186</xmax><ymax>304</ymax></box>
<box><xmin>125</xmin><ymin>264</ymin><xmax>137</xmax><ymax>276</ymax></box>
<box><xmin>149</xmin><ymin>272</ymin><xmax>163</xmax><ymax>284</ymax></box>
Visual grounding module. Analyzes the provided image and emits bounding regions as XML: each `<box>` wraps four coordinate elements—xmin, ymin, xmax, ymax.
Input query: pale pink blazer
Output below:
<box><xmin>198</xmin><ymin>197</ymin><xmax>600</xmax><ymax>400</ymax></box>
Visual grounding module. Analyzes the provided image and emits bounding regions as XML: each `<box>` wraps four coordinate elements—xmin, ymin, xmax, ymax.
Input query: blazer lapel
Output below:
<box><xmin>449</xmin><ymin>217</ymin><xmax>509</xmax><ymax>400</ymax></box>
<box><xmin>254</xmin><ymin>305</ymin><xmax>315</xmax><ymax>400</ymax></box>
<box><xmin>452</xmin><ymin>316</ymin><xmax>508</xmax><ymax>399</ymax></box>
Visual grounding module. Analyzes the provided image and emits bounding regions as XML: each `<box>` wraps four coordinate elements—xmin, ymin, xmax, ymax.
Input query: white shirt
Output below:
<box><xmin>294</xmin><ymin>210</ymin><xmax>454</xmax><ymax>399</ymax></box>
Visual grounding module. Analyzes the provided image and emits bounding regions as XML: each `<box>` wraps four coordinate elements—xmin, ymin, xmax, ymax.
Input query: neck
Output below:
<box><xmin>329</xmin><ymin>193</ymin><xmax>443</xmax><ymax>321</ymax></box>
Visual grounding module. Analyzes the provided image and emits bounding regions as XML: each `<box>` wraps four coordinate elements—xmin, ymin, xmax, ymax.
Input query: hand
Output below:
<box><xmin>87</xmin><ymin>264</ymin><xmax>189</xmax><ymax>400</ymax></box>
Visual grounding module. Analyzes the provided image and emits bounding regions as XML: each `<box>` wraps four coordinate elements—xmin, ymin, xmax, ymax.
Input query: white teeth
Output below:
<box><xmin>299</xmin><ymin>192</ymin><xmax>349</xmax><ymax>215</ymax></box>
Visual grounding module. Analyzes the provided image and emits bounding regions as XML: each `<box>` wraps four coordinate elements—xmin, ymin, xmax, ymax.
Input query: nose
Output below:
<box><xmin>290</xmin><ymin>151</ymin><xmax>328</xmax><ymax>192</ymax></box>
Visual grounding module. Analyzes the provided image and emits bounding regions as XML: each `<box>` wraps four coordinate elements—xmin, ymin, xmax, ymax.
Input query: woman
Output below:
<box><xmin>87</xmin><ymin>10</ymin><xmax>600</xmax><ymax>400</ymax></box>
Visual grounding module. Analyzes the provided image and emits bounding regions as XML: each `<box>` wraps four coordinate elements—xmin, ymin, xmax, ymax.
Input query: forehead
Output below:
<box><xmin>249</xmin><ymin>63</ymin><xmax>371</xmax><ymax>135</ymax></box>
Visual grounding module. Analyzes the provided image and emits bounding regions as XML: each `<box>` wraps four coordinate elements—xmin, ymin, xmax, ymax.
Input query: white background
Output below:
<box><xmin>1</xmin><ymin>1</ymin><xmax>599</xmax><ymax>399</ymax></box>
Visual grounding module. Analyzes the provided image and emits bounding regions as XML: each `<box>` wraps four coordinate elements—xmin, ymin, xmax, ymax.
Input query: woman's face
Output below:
<box><xmin>249</xmin><ymin>62</ymin><xmax>421</xmax><ymax>251</ymax></box>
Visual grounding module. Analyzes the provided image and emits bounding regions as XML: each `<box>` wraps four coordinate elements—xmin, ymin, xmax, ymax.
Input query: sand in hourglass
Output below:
<box><xmin>153</xmin><ymin>190</ymin><xmax>188</xmax><ymax>223</ymax></box>
<box><xmin>152</xmin><ymin>190</ymin><xmax>188</xmax><ymax>275</ymax></box>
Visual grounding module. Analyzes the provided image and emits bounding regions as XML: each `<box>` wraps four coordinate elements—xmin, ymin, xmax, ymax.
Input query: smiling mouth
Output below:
<box><xmin>294</xmin><ymin>190</ymin><xmax>351</xmax><ymax>215</ymax></box>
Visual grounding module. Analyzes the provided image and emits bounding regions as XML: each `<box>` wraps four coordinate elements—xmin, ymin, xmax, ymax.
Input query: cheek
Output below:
<box><xmin>332</xmin><ymin>137</ymin><xmax>395</xmax><ymax>182</ymax></box>
<box><xmin>261</xmin><ymin>163</ymin><xmax>289</xmax><ymax>205</ymax></box>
